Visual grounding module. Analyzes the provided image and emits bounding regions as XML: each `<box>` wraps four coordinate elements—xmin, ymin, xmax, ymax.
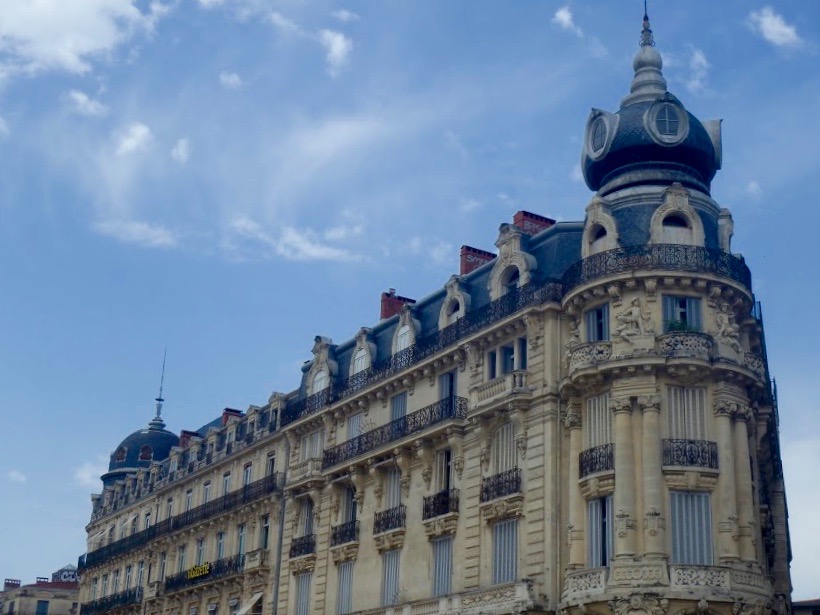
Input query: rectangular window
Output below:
<box><xmin>493</xmin><ymin>423</ymin><xmax>517</xmax><ymax>474</ymax></box>
<box><xmin>518</xmin><ymin>337</ymin><xmax>528</xmax><ymax>370</ymax></box>
<box><xmin>390</xmin><ymin>392</ymin><xmax>407</xmax><ymax>422</ymax></box>
<box><xmin>91</xmin><ymin>578</ymin><xmax>98</xmax><ymax>600</ymax></box>
<box><xmin>136</xmin><ymin>562</ymin><xmax>144</xmax><ymax>587</ymax></box>
<box><xmin>124</xmin><ymin>565</ymin><xmax>132</xmax><ymax>590</ymax></box>
<box><xmin>439</xmin><ymin>371</ymin><xmax>456</xmax><ymax>400</ymax></box>
<box><xmin>384</xmin><ymin>467</ymin><xmax>402</xmax><ymax>509</ymax></box>
<box><xmin>243</xmin><ymin>463</ymin><xmax>253</xmax><ymax>486</ymax></box>
<box><xmin>266</xmin><ymin>454</ymin><xmax>276</xmax><ymax>476</ymax></box>
<box><xmin>144</xmin><ymin>512</ymin><xmax>151</xmax><ymax>530</ymax></box>
<box><xmin>177</xmin><ymin>546</ymin><xmax>187</xmax><ymax>573</ymax></box>
<box><xmin>185</xmin><ymin>490</ymin><xmax>193</xmax><ymax>511</ymax></box>
<box><xmin>166</xmin><ymin>498</ymin><xmax>173</xmax><ymax>519</ymax></box>
<box><xmin>299</xmin><ymin>499</ymin><xmax>315</xmax><ymax>536</ymax></box>
<box><xmin>196</xmin><ymin>538</ymin><xmax>206</xmax><ymax>565</ymax></box>
<box><xmin>158</xmin><ymin>553</ymin><xmax>166</xmax><ymax>581</ymax></box>
<box><xmin>216</xmin><ymin>533</ymin><xmax>225</xmax><ymax>560</ymax></box>
<box><xmin>294</xmin><ymin>572</ymin><xmax>312</xmax><ymax>615</ymax></box>
<box><xmin>663</xmin><ymin>295</ymin><xmax>702</xmax><ymax>332</ymax></box>
<box><xmin>487</xmin><ymin>350</ymin><xmax>497</xmax><ymax>380</ymax></box>
<box><xmin>586</xmin><ymin>303</ymin><xmax>610</xmax><ymax>342</ymax></box>
<box><xmin>667</xmin><ymin>386</ymin><xmax>707</xmax><ymax>439</ymax></box>
<box><xmin>300</xmin><ymin>431</ymin><xmax>323</xmax><ymax>461</ymax></box>
<box><xmin>492</xmin><ymin>519</ymin><xmax>518</xmax><ymax>584</ymax></box>
<box><xmin>222</xmin><ymin>473</ymin><xmax>231</xmax><ymax>495</ymax></box>
<box><xmin>237</xmin><ymin>524</ymin><xmax>246</xmax><ymax>556</ymax></box>
<box><xmin>336</xmin><ymin>561</ymin><xmax>354</xmax><ymax>615</ymax></box>
<box><xmin>342</xmin><ymin>486</ymin><xmax>357</xmax><ymax>523</ymax></box>
<box><xmin>435</xmin><ymin>449</ymin><xmax>452</xmax><ymax>492</ymax></box>
<box><xmin>584</xmin><ymin>393</ymin><xmax>612</xmax><ymax>449</ymax></box>
<box><xmin>36</xmin><ymin>601</ymin><xmax>49</xmax><ymax>615</ymax></box>
<box><xmin>381</xmin><ymin>549</ymin><xmax>401</xmax><ymax>606</ymax></box>
<box><xmin>101</xmin><ymin>574</ymin><xmax>108</xmax><ymax>596</ymax></box>
<box><xmin>347</xmin><ymin>413</ymin><xmax>363</xmax><ymax>441</ymax></box>
<box><xmin>203</xmin><ymin>482</ymin><xmax>211</xmax><ymax>504</ymax></box>
<box><xmin>260</xmin><ymin>515</ymin><xmax>270</xmax><ymax>549</ymax></box>
<box><xmin>112</xmin><ymin>570</ymin><xmax>120</xmax><ymax>593</ymax></box>
<box><xmin>587</xmin><ymin>495</ymin><xmax>613</xmax><ymax>568</ymax></box>
<box><xmin>431</xmin><ymin>536</ymin><xmax>453</xmax><ymax>597</ymax></box>
<box><xmin>501</xmin><ymin>345</ymin><xmax>515</xmax><ymax>374</ymax></box>
<box><xmin>131</xmin><ymin>516</ymin><xmax>138</xmax><ymax>535</ymax></box>
<box><xmin>353</xmin><ymin>350</ymin><xmax>368</xmax><ymax>374</ymax></box>
<box><xmin>670</xmin><ymin>491</ymin><xmax>713</xmax><ymax>565</ymax></box>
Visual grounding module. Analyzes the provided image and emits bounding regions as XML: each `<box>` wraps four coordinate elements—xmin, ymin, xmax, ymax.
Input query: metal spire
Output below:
<box><xmin>641</xmin><ymin>0</ymin><xmax>655</xmax><ymax>47</ymax></box>
<box><xmin>149</xmin><ymin>348</ymin><xmax>167</xmax><ymax>429</ymax></box>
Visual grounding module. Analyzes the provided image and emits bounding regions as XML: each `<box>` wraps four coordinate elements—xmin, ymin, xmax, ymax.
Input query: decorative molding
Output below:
<box><xmin>438</xmin><ymin>275</ymin><xmax>472</xmax><ymax>330</ymax></box>
<box><xmin>610</xmin><ymin>396</ymin><xmax>632</xmax><ymax>414</ymax></box>
<box><xmin>609</xmin><ymin>562</ymin><xmax>667</xmax><ymax>585</ymax></box>
<box><xmin>648</xmin><ymin>182</ymin><xmax>704</xmax><ymax>247</ymax></box>
<box><xmin>614</xmin><ymin>297</ymin><xmax>656</xmax><ymax>343</ymax></box>
<box><xmin>713</xmin><ymin>302</ymin><xmax>742</xmax><ymax>354</ymax></box>
<box><xmin>288</xmin><ymin>554</ymin><xmax>316</xmax><ymax>574</ymax></box>
<box><xmin>488</xmin><ymin>224</ymin><xmax>538</xmax><ymax>300</ymax></box>
<box><xmin>329</xmin><ymin>542</ymin><xmax>359</xmax><ymax>565</ymax></box>
<box><xmin>638</xmin><ymin>395</ymin><xmax>661</xmax><ymax>413</ymax></box>
<box><xmin>643</xmin><ymin>508</ymin><xmax>666</xmax><ymax>537</ymax></box>
<box><xmin>662</xmin><ymin>469</ymin><xmax>718</xmax><ymax>492</ymax></box>
<box><xmin>614</xmin><ymin>509</ymin><xmax>637</xmax><ymax>537</ymax></box>
<box><xmin>481</xmin><ymin>494</ymin><xmax>524</xmax><ymax>523</ymax></box>
<box><xmin>563</xmin><ymin>568</ymin><xmax>607</xmax><ymax>594</ymax></box>
<box><xmin>609</xmin><ymin>593</ymin><xmax>669</xmax><ymax>615</ymax></box>
<box><xmin>423</xmin><ymin>512</ymin><xmax>459</xmax><ymax>539</ymax></box>
<box><xmin>373</xmin><ymin>528</ymin><xmax>405</xmax><ymax>552</ymax></box>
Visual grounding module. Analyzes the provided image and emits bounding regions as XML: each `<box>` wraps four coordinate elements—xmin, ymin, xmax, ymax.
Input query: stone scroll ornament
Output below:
<box><xmin>614</xmin><ymin>298</ymin><xmax>655</xmax><ymax>343</ymax></box>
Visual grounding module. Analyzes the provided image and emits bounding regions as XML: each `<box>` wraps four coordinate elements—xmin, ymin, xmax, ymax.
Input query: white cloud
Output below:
<box><xmin>747</xmin><ymin>7</ymin><xmax>802</xmax><ymax>48</ymax></box>
<box><xmin>323</xmin><ymin>224</ymin><xmax>362</xmax><ymax>241</ymax></box>
<box><xmin>570</xmin><ymin>163</ymin><xmax>583</xmax><ymax>183</ymax></box>
<box><xmin>115</xmin><ymin>122</ymin><xmax>152</xmax><ymax>156</ymax></box>
<box><xmin>278</xmin><ymin>226</ymin><xmax>360</xmax><ymax>261</ymax></box>
<box><xmin>93</xmin><ymin>219</ymin><xmax>178</xmax><ymax>248</ymax></box>
<box><xmin>171</xmin><ymin>137</ymin><xmax>190</xmax><ymax>164</ymax></box>
<box><xmin>331</xmin><ymin>9</ymin><xmax>360</xmax><ymax>23</ymax></box>
<box><xmin>219</xmin><ymin>71</ymin><xmax>244</xmax><ymax>89</ymax></box>
<box><xmin>7</xmin><ymin>469</ymin><xmax>26</xmax><ymax>484</ymax></box>
<box><xmin>459</xmin><ymin>198</ymin><xmax>481</xmax><ymax>214</ymax></box>
<box><xmin>269</xmin><ymin>11</ymin><xmax>301</xmax><ymax>35</ymax></box>
<box><xmin>430</xmin><ymin>240</ymin><xmax>454</xmax><ymax>266</ymax></box>
<box><xmin>497</xmin><ymin>192</ymin><xmax>516</xmax><ymax>208</ymax></box>
<box><xmin>686</xmin><ymin>49</ymin><xmax>709</xmax><ymax>94</ymax></box>
<box><xmin>0</xmin><ymin>0</ymin><xmax>172</xmax><ymax>77</ymax></box>
<box><xmin>319</xmin><ymin>29</ymin><xmax>353</xmax><ymax>77</ymax></box>
<box><xmin>73</xmin><ymin>458</ymin><xmax>107</xmax><ymax>489</ymax></box>
<box><xmin>551</xmin><ymin>6</ymin><xmax>582</xmax><ymax>38</ymax></box>
<box><xmin>746</xmin><ymin>180</ymin><xmax>763</xmax><ymax>197</ymax></box>
<box><xmin>67</xmin><ymin>90</ymin><xmax>108</xmax><ymax>117</ymax></box>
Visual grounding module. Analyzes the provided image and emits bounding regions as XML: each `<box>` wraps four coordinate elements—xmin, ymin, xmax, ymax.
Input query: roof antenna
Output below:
<box><xmin>641</xmin><ymin>0</ymin><xmax>655</xmax><ymax>47</ymax></box>
<box><xmin>149</xmin><ymin>348</ymin><xmax>167</xmax><ymax>429</ymax></box>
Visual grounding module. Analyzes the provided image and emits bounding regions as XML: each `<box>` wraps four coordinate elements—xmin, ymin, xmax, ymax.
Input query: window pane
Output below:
<box><xmin>381</xmin><ymin>549</ymin><xmax>401</xmax><ymax>606</ymax></box>
<box><xmin>432</xmin><ymin>536</ymin><xmax>453</xmax><ymax>596</ymax></box>
<box><xmin>670</xmin><ymin>491</ymin><xmax>713</xmax><ymax>564</ymax></box>
<box><xmin>295</xmin><ymin>572</ymin><xmax>312</xmax><ymax>615</ymax></box>
<box><xmin>492</xmin><ymin>519</ymin><xmax>518</xmax><ymax>584</ymax></box>
<box><xmin>337</xmin><ymin>561</ymin><xmax>354</xmax><ymax>614</ymax></box>
<box><xmin>584</xmin><ymin>393</ymin><xmax>612</xmax><ymax>448</ymax></box>
<box><xmin>492</xmin><ymin>423</ymin><xmax>517</xmax><ymax>474</ymax></box>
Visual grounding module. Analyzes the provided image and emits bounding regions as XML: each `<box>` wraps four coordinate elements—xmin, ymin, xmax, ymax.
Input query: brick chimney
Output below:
<box><xmin>221</xmin><ymin>408</ymin><xmax>243</xmax><ymax>425</ymax></box>
<box><xmin>513</xmin><ymin>210</ymin><xmax>556</xmax><ymax>236</ymax></box>
<box><xmin>380</xmin><ymin>289</ymin><xmax>416</xmax><ymax>320</ymax></box>
<box><xmin>179</xmin><ymin>430</ymin><xmax>201</xmax><ymax>448</ymax></box>
<box><xmin>4</xmin><ymin>579</ymin><xmax>21</xmax><ymax>591</ymax></box>
<box><xmin>460</xmin><ymin>245</ymin><xmax>496</xmax><ymax>275</ymax></box>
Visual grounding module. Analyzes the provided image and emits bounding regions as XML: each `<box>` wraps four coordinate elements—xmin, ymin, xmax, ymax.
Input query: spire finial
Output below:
<box><xmin>149</xmin><ymin>348</ymin><xmax>167</xmax><ymax>430</ymax></box>
<box><xmin>641</xmin><ymin>1</ymin><xmax>655</xmax><ymax>47</ymax></box>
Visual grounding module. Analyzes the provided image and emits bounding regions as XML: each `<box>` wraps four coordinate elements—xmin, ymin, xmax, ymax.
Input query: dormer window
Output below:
<box><xmin>115</xmin><ymin>447</ymin><xmax>127</xmax><ymax>462</ymax></box>
<box><xmin>502</xmin><ymin>268</ymin><xmax>520</xmax><ymax>294</ymax></box>
<box><xmin>656</xmin><ymin>105</ymin><xmax>679</xmax><ymax>136</ymax></box>
<box><xmin>396</xmin><ymin>324</ymin><xmax>412</xmax><ymax>352</ymax></box>
<box><xmin>353</xmin><ymin>349</ymin><xmax>368</xmax><ymax>374</ymax></box>
<box><xmin>139</xmin><ymin>446</ymin><xmax>153</xmax><ymax>461</ymax></box>
<box><xmin>446</xmin><ymin>300</ymin><xmax>461</xmax><ymax>325</ymax></box>
<box><xmin>312</xmin><ymin>370</ymin><xmax>329</xmax><ymax>393</ymax></box>
<box><xmin>591</xmin><ymin>118</ymin><xmax>606</xmax><ymax>152</ymax></box>
<box><xmin>661</xmin><ymin>213</ymin><xmax>693</xmax><ymax>244</ymax></box>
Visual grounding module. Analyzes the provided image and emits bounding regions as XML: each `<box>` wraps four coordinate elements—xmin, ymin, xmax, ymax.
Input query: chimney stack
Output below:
<box><xmin>460</xmin><ymin>245</ymin><xmax>496</xmax><ymax>275</ymax></box>
<box><xmin>221</xmin><ymin>408</ymin><xmax>243</xmax><ymax>425</ymax></box>
<box><xmin>513</xmin><ymin>210</ymin><xmax>556</xmax><ymax>236</ymax></box>
<box><xmin>380</xmin><ymin>289</ymin><xmax>416</xmax><ymax>319</ymax></box>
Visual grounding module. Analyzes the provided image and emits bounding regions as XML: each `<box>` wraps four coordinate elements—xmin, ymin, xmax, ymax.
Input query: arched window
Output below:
<box><xmin>139</xmin><ymin>446</ymin><xmax>153</xmax><ymax>461</ymax></box>
<box><xmin>115</xmin><ymin>447</ymin><xmax>127</xmax><ymax>462</ymax></box>
<box><xmin>661</xmin><ymin>214</ymin><xmax>693</xmax><ymax>244</ymax></box>
<box><xmin>502</xmin><ymin>268</ymin><xmax>520</xmax><ymax>294</ymax></box>
<box><xmin>446</xmin><ymin>300</ymin><xmax>461</xmax><ymax>325</ymax></box>
<box><xmin>589</xmin><ymin>224</ymin><xmax>609</xmax><ymax>255</ymax></box>
<box><xmin>591</xmin><ymin>118</ymin><xmax>606</xmax><ymax>152</ymax></box>
<box><xmin>352</xmin><ymin>349</ymin><xmax>368</xmax><ymax>374</ymax></box>
<box><xmin>396</xmin><ymin>324</ymin><xmax>412</xmax><ymax>352</ymax></box>
<box><xmin>492</xmin><ymin>422</ymin><xmax>518</xmax><ymax>474</ymax></box>
<box><xmin>312</xmin><ymin>370</ymin><xmax>328</xmax><ymax>393</ymax></box>
<box><xmin>656</xmin><ymin>105</ymin><xmax>680</xmax><ymax>136</ymax></box>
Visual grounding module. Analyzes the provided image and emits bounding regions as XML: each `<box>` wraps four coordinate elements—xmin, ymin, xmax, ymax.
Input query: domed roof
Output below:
<box><xmin>581</xmin><ymin>14</ymin><xmax>722</xmax><ymax>196</ymax></box>
<box><xmin>101</xmin><ymin>413</ymin><xmax>179</xmax><ymax>487</ymax></box>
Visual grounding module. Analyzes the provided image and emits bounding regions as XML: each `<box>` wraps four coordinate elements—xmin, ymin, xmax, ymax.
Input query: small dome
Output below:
<box><xmin>101</xmin><ymin>415</ymin><xmax>179</xmax><ymax>487</ymax></box>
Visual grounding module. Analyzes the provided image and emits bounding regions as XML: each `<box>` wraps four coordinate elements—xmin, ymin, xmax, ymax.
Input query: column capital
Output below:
<box><xmin>610</xmin><ymin>396</ymin><xmax>632</xmax><ymax>414</ymax></box>
<box><xmin>563</xmin><ymin>406</ymin><xmax>582</xmax><ymax>430</ymax></box>
<box><xmin>732</xmin><ymin>405</ymin><xmax>753</xmax><ymax>423</ymax></box>
<box><xmin>713</xmin><ymin>397</ymin><xmax>739</xmax><ymax>417</ymax></box>
<box><xmin>638</xmin><ymin>395</ymin><xmax>661</xmax><ymax>413</ymax></box>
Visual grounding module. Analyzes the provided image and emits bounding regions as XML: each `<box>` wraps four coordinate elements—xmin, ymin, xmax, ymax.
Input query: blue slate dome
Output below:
<box><xmin>581</xmin><ymin>14</ymin><xmax>722</xmax><ymax>196</ymax></box>
<box><xmin>101</xmin><ymin>413</ymin><xmax>178</xmax><ymax>487</ymax></box>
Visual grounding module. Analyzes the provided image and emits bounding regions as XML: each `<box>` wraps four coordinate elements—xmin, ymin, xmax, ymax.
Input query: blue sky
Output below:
<box><xmin>1</xmin><ymin>0</ymin><xmax>818</xmax><ymax>600</ymax></box>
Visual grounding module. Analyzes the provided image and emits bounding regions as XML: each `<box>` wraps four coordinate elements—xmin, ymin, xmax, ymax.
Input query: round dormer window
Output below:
<box><xmin>656</xmin><ymin>105</ymin><xmax>679</xmax><ymax>136</ymax></box>
<box><xmin>646</xmin><ymin>98</ymin><xmax>689</xmax><ymax>146</ymax></box>
<box><xmin>591</xmin><ymin>118</ymin><xmax>607</xmax><ymax>152</ymax></box>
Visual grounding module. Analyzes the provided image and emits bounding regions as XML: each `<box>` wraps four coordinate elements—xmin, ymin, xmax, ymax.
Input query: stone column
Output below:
<box><xmin>565</xmin><ymin>402</ymin><xmax>585</xmax><ymax>568</ymax></box>
<box><xmin>612</xmin><ymin>396</ymin><xmax>637</xmax><ymax>558</ymax></box>
<box><xmin>639</xmin><ymin>395</ymin><xmax>666</xmax><ymax>559</ymax></box>
<box><xmin>714</xmin><ymin>398</ymin><xmax>740</xmax><ymax>562</ymax></box>
<box><xmin>734</xmin><ymin>407</ymin><xmax>757</xmax><ymax>563</ymax></box>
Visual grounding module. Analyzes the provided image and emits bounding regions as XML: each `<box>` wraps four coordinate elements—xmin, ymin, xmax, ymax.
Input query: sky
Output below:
<box><xmin>0</xmin><ymin>0</ymin><xmax>818</xmax><ymax>601</ymax></box>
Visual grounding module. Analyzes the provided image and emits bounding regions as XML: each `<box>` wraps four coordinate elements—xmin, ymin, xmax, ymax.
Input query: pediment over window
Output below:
<box><xmin>488</xmin><ymin>224</ymin><xmax>537</xmax><ymax>300</ymax></box>
<box><xmin>439</xmin><ymin>275</ymin><xmax>471</xmax><ymax>329</ymax></box>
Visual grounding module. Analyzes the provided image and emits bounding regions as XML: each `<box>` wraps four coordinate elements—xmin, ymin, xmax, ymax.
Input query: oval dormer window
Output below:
<box><xmin>656</xmin><ymin>105</ymin><xmax>680</xmax><ymax>136</ymax></box>
<box><xmin>139</xmin><ymin>446</ymin><xmax>153</xmax><ymax>461</ymax></box>
<box><xmin>591</xmin><ymin>118</ymin><xmax>607</xmax><ymax>152</ymax></box>
<box><xmin>115</xmin><ymin>447</ymin><xmax>127</xmax><ymax>462</ymax></box>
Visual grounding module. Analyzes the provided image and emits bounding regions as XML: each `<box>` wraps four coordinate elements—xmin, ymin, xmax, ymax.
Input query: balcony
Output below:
<box><xmin>289</xmin><ymin>534</ymin><xmax>316</xmax><ymax>558</ymax></box>
<box><xmin>562</xmin><ymin>244</ymin><xmax>752</xmax><ymax>293</ymax></box>
<box><xmin>330</xmin><ymin>520</ymin><xmax>359</xmax><ymax>546</ymax></box>
<box><xmin>81</xmin><ymin>587</ymin><xmax>142</xmax><ymax>615</ymax></box>
<box><xmin>163</xmin><ymin>554</ymin><xmax>244</xmax><ymax>594</ymax></box>
<box><xmin>280</xmin><ymin>279</ymin><xmax>563</xmax><ymax>427</ymax></box>
<box><xmin>322</xmin><ymin>397</ymin><xmax>467</xmax><ymax>470</ymax></box>
<box><xmin>289</xmin><ymin>457</ymin><xmax>323</xmax><ymax>483</ymax></box>
<box><xmin>423</xmin><ymin>489</ymin><xmax>460</xmax><ymax>520</ymax></box>
<box><xmin>471</xmin><ymin>371</ymin><xmax>530</xmax><ymax>407</ymax></box>
<box><xmin>658</xmin><ymin>332</ymin><xmax>713</xmax><ymax>361</ymax></box>
<box><xmin>662</xmin><ymin>439</ymin><xmax>718</xmax><ymax>469</ymax></box>
<box><xmin>374</xmin><ymin>505</ymin><xmax>406</xmax><ymax>535</ymax></box>
<box><xmin>79</xmin><ymin>473</ymin><xmax>281</xmax><ymax>572</ymax></box>
<box><xmin>579</xmin><ymin>443</ymin><xmax>614</xmax><ymax>478</ymax></box>
<box><xmin>480</xmin><ymin>468</ymin><xmax>521</xmax><ymax>503</ymax></box>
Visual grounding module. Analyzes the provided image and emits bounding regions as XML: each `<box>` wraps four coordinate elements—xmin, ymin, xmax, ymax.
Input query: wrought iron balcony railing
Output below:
<box><xmin>163</xmin><ymin>554</ymin><xmax>245</xmax><ymax>594</ymax></box>
<box><xmin>579</xmin><ymin>443</ymin><xmax>614</xmax><ymax>478</ymax></box>
<box><xmin>322</xmin><ymin>397</ymin><xmax>467</xmax><ymax>469</ymax></box>
<box><xmin>562</xmin><ymin>244</ymin><xmax>752</xmax><ymax>293</ymax></box>
<box><xmin>374</xmin><ymin>504</ymin><xmax>406</xmax><ymax>534</ymax></box>
<box><xmin>480</xmin><ymin>468</ymin><xmax>521</xmax><ymax>503</ymax></box>
<box><xmin>81</xmin><ymin>587</ymin><xmax>142</xmax><ymax>615</ymax></box>
<box><xmin>330</xmin><ymin>520</ymin><xmax>359</xmax><ymax>546</ymax></box>
<box><xmin>289</xmin><ymin>534</ymin><xmax>316</xmax><ymax>558</ymax></box>
<box><xmin>662</xmin><ymin>439</ymin><xmax>719</xmax><ymax>469</ymax></box>
<box><xmin>423</xmin><ymin>489</ymin><xmax>460</xmax><ymax>520</ymax></box>
<box><xmin>282</xmin><ymin>279</ymin><xmax>563</xmax><ymax>426</ymax></box>
<box><xmin>79</xmin><ymin>473</ymin><xmax>281</xmax><ymax>572</ymax></box>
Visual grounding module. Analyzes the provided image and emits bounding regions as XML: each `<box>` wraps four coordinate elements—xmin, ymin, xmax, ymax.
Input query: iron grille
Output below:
<box><xmin>422</xmin><ymin>489</ymin><xmax>460</xmax><ymax>520</ymax></box>
<box><xmin>374</xmin><ymin>505</ymin><xmax>406</xmax><ymax>534</ymax></box>
<box><xmin>662</xmin><ymin>439</ymin><xmax>718</xmax><ymax>469</ymax></box>
<box><xmin>480</xmin><ymin>468</ymin><xmax>521</xmax><ymax>502</ymax></box>
<box><xmin>289</xmin><ymin>534</ymin><xmax>316</xmax><ymax>558</ymax></box>
<box><xmin>579</xmin><ymin>443</ymin><xmax>614</xmax><ymax>478</ymax></box>
<box><xmin>330</xmin><ymin>520</ymin><xmax>359</xmax><ymax>546</ymax></box>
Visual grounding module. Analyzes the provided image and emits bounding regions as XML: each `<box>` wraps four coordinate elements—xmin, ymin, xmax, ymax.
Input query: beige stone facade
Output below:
<box><xmin>1</xmin><ymin>574</ymin><xmax>79</xmax><ymax>615</ymax></box>
<box><xmin>77</xmin><ymin>14</ymin><xmax>792</xmax><ymax>615</ymax></box>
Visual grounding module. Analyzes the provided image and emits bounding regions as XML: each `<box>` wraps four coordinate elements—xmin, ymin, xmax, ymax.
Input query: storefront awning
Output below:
<box><xmin>235</xmin><ymin>592</ymin><xmax>263</xmax><ymax>615</ymax></box>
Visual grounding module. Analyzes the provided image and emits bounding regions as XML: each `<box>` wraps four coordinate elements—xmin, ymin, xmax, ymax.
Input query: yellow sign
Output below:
<box><xmin>186</xmin><ymin>563</ymin><xmax>211</xmax><ymax>580</ymax></box>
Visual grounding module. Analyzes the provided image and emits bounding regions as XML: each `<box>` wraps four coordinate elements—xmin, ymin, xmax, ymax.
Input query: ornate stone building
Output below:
<box><xmin>77</xmin><ymin>13</ymin><xmax>792</xmax><ymax>615</ymax></box>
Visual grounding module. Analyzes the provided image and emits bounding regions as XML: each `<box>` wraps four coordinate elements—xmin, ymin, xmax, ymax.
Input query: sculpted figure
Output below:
<box><xmin>615</xmin><ymin>298</ymin><xmax>655</xmax><ymax>343</ymax></box>
<box><xmin>715</xmin><ymin>303</ymin><xmax>742</xmax><ymax>352</ymax></box>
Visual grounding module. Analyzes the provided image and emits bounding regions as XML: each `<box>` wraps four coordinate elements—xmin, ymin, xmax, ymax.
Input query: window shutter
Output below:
<box><xmin>601</xmin><ymin>304</ymin><xmax>610</xmax><ymax>341</ymax></box>
<box><xmin>295</xmin><ymin>572</ymin><xmax>312</xmax><ymax>615</ymax></box>
<box><xmin>385</xmin><ymin>467</ymin><xmax>402</xmax><ymax>508</ymax></box>
<box><xmin>432</xmin><ymin>536</ymin><xmax>453</xmax><ymax>596</ymax></box>
<box><xmin>667</xmin><ymin>387</ymin><xmax>706</xmax><ymax>439</ymax></box>
<box><xmin>347</xmin><ymin>414</ymin><xmax>362</xmax><ymax>441</ymax></box>
<box><xmin>300</xmin><ymin>500</ymin><xmax>314</xmax><ymax>536</ymax></box>
<box><xmin>687</xmin><ymin>297</ymin><xmax>702</xmax><ymax>330</ymax></box>
<box><xmin>662</xmin><ymin>296</ymin><xmax>675</xmax><ymax>328</ymax></box>
<box><xmin>492</xmin><ymin>423</ymin><xmax>517</xmax><ymax>474</ymax></box>
<box><xmin>381</xmin><ymin>549</ymin><xmax>401</xmax><ymax>606</ymax></box>
<box><xmin>439</xmin><ymin>372</ymin><xmax>455</xmax><ymax>400</ymax></box>
<box><xmin>492</xmin><ymin>519</ymin><xmax>518</xmax><ymax>584</ymax></box>
<box><xmin>336</xmin><ymin>561</ymin><xmax>353</xmax><ymax>614</ymax></box>
<box><xmin>585</xmin><ymin>393</ymin><xmax>611</xmax><ymax>448</ymax></box>
<box><xmin>390</xmin><ymin>393</ymin><xmax>407</xmax><ymax>421</ymax></box>
<box><xmin>585</xmin><ymin>309</ymin><xmax>595</xmax><ymax>342</ymax></box>
<box><xmin>670</xmin><ymin>491</ymin><xmax>713</xmax><ymax>565</ymax></box>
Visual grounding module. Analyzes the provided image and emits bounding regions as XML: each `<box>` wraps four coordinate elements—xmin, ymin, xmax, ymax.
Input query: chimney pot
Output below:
<box><xmin>513</xmin><ymin>210</ymin><xmax>556</xmax><ymax>236</ymax></box>
<box><xmin>460</xmin><ymin>245</ymin><xmax>496</xmax><ymax>275</ymax></box>
<box><xmin>380</xmin><ymin>290</ymin><xmax>415</xmax><ymax>320</ymax></box>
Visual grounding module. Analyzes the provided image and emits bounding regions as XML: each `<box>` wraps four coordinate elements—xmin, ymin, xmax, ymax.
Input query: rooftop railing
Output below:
<box><xmin>322</xmin><ymin>397</ymin><xmax>467</xmax><ymax>469</ymax></box>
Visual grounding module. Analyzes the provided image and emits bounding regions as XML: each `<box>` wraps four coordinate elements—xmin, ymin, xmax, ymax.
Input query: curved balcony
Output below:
<box><xmin>579</xmin><ymin>443</ymin><xmax>614</xmax><ymax>478</ymax></box>
<box><xmin>163</xmin><ymin>555</ymin><xmax>244</xmax><ymax>594</ymax></box>
<box><xmin>663</xmin><ymin>439</ymin><xmax>718</xmax><ymax>469</ymax></box>
<box><xmin>81</xmin><ymin>587</ymin><xmax>142</xmax><ymax>615</ymax></box>
<box><xmin>562</xmin><ymin>244</ymin><xmax>752</xmax><ymax>294</ymax></box>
